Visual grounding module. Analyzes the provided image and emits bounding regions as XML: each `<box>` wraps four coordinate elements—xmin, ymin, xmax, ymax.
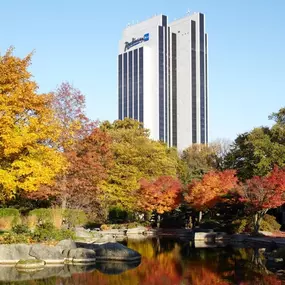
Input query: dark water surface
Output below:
<box><xmin>0</xmin><ymin>237</ymin><xmax>284</xmax><ymax>285</ymax></box>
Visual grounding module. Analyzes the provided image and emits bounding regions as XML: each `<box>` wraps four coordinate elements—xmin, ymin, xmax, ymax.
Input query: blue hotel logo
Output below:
<box><xmin>125</xmin><ymin>33</ymin><xmax>149</xmax><ymax>51</ymax></box>
<box><xmin>143</xmin><ymin>33</ymin><xmax>149</xmax><ymax>41</ymax></box>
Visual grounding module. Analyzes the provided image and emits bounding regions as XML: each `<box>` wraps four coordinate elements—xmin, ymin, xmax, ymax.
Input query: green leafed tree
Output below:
<box><xmin>180</xmin><ymin>144</ymin><xmax>218</xmax><ymax>183</ymax></box>
<box><xmin>225</xmin><ymin>107</ymin><xmax>285</xmax><ymax>180</ymax></box>
<box><xmin>99</xmin><ymin>118</ymin><xmax>179</xmax><ymax>211</ymax></box>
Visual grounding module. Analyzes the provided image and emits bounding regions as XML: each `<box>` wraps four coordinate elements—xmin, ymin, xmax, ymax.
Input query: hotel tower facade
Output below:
<box><xmin>118</xmin><ymin>12</ymin><xmax>208</xmax><ymax>151</ymax></box>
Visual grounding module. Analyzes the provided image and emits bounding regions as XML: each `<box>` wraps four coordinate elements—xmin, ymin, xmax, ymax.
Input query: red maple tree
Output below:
<box><xmin>238</xmin><ymin>166</ymin><xmax>285</xmax><ymax>233</ymax></box>
<box><xmin>185</xmin><ymin>170</ymin><xmax>237</xmax><ymax>210</ymax></box>
<box><xmin>185</xmin><ymin>170</ymin><xmax>238</xmax><ymax>222</ymax></box>
<box><xmin>26</xmin><ymin>128</ymin><xmax>113</xmax><ymax>221</ymax></box>
<box><xmin>137</xmin><ymin>176</ymin><xmax>182</xmax><ymax>227</ymax></box>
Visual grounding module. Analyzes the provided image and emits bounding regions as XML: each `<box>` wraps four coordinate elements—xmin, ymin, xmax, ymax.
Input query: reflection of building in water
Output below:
<box><xmin>118</xmin><ymin>13</ymin><xmax>209</xmax><ymax>151</ymax></box>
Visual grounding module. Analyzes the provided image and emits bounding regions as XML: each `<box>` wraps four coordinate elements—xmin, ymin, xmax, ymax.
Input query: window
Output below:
<box><xmin>128</xmin><ymin>51</ymin><xmax>133</xmax><ymax>117</ymax></box>
<box><xmin>139</xmin><ymin>48</ymin><xmax>144</xmax><ymax>123</ymax></box>
<box><xmin>191</xmin><ymin>20</ymin><xmax>197</xmax><ymax>143</ymax></box>
<box><xmin>123</xmin><ymin>53</ymin><xmax>128</xmax><ymax>118</ymax></box>
<box><xmin>118</xmin><ymin>54</ymin><xmax>122</xmax><ymax>120</ymax></box>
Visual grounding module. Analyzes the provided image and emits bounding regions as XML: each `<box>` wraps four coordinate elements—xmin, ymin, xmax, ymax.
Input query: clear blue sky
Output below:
<box><xmin>1</xmin><ymin>0</ymin><xmax>284</xmax><ymax>141</ymax></box>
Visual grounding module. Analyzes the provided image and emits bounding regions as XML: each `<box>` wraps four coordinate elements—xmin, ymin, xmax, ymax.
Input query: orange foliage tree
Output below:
<box><xmin>27</xmin><ymin>128</ymin><xmax>113</xmax><ymax>221</ymax></box>
<box><xmin>185</xmin><ymin>170</ymin><xmax>238</xmax><ymax>222</ymax></box>
<box><xmin>238</xmin><ymin>166</ymin><xmax>285</xmax><ymax>233</ymax></box>
<box><xmin>24</xmin><ymin>82</ymin><xmax>99</xmax><ymax>209</ymax></box>
<box><xmin>137</xmin><ymin>176</ymin><xmax>182</xmax><ymax>227</ymax></box>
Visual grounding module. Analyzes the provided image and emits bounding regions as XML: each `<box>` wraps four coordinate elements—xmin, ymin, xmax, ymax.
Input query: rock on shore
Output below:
<box><xmin>0</xmin><ymin>240</ymin><xmax>141</xmax><ymax>264</ymax></box>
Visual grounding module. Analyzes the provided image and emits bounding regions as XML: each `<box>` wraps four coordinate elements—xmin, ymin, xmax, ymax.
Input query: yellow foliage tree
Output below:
<box><xmin>0</xmin><ymin>48</ymin><xmax>66</xmax><ymax>200</ymax></box>
<box><xmin>100</xmin><ymin>118</ymin><xmax>179</xmax><ymax>211</ymax></box>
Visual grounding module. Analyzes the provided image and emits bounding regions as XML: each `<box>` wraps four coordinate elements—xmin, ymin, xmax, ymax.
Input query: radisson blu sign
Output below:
<box><xmin>125</xmin><ymin>33</ymin><xmax>149</xmax><ymax>51</ymax></box>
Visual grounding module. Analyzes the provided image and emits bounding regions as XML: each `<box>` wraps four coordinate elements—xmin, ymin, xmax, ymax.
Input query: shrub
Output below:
<box><xmin>26</xmin><ymin>214</ymin><xmax>38</xmax><ymax>230</ymax></box>
<box><xmin>230</xmin><ymin>214</ymin><xmax>281</xmax><ymax>234</ymax></box>
<box><xmin>28</xmin><ymin>208</ymin><xmax>63</xmax><ymax>229</ymax></box>
<box><xmin>32</xmin><ymin>222</ymin><xmax>75</xmax><ymax>242</ymax></box>
<box><xmin>51</xmin><ymin>208</ymin><xmax>63</xmax><ymax>229</ymax></box>
<box><xmin>100</xmin><ymin>224</ymin><xmax>109</xmax><ymax>231</ymax></box>
<box><xmin>0</xmin><ymin>208</ymin><xmax>20</xmax><ymax>218</ymax></box>
<box><xmin>231</xmin><ymin>218</ymin><xmax>249</xmax><ymax>234</ymax></box>
<box><xmin>63</xmin><ymin>209</ymin><xmax>87</xmax><ymax>228</ymax></box>
<box><xmin>0</xmin><ymin>232</ymin><xmax>32</xmax><ymax>244</ymax></box>
<box><xmin>12</xmin><ymin>224</ymin><xmax>31</xmax><ymax>235</ymax></box>
<box><xmin>28</xmin><ymin>208</ymin><xmax>87</xmax><ymax>230</ymax></box>
<box><xmin>28</xmin><ymin>209</ymin><xmax>53</xmax><ymax>225</ymax></box>
<box><xmin>108</xmin><ymin>207</ymin><xmax>135</xmax><ymax>223</ymax></box>
<box><xmin>260</xmin><ymin>214</ymin><xmax>281</xmax><ymax>232</ymax></box>
<box><xmin>0</xmin><ymin>208</ymin><xmax>21</xmax><ymax>230</ymax></box>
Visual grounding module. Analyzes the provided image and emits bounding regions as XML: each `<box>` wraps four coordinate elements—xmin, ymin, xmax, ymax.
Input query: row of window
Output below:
<box><xmin>118</xmin><ymin>48</ymin><xmax>144</xmax><ymax>123</ymax></box>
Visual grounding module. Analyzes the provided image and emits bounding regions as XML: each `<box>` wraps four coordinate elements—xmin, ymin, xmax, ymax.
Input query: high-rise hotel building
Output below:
<box><xmin>118</xmin><ymin>12</ymin><xmax>208</xmax><ymax>151</ymax></box>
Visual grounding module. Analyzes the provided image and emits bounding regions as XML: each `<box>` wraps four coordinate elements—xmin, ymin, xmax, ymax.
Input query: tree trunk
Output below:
<box><xmin>61</xmin><ymin>195</ymin><xmax>67</xmax><ymax>209</ymax></box>
<box><xmin>61</xmin><ymin>175</ymin><xmax>67</xmax><ymax>209</ymax></box>
<box><xmin>198</xmin><ymin>211</ymin><xmax>203</xmax><ymax>223</ymax></box>
<box><xmin>188</xmin><ymin>216</ymin><xmax>193</xmax><ymax>229</ymax></box>
<box><xmin>157</xmin><ymin>214</ymin><xmax>161</xmax><ymax>228</ymax></box>
<box><xmin>253</xmin><ymin>213</ymin><xmax>260</xmax><ymax>234</ymax></box>
<box><xmin>253</xmin><ymin>209</ymin><xmax>268</xmax><ymax>234</ymax></box>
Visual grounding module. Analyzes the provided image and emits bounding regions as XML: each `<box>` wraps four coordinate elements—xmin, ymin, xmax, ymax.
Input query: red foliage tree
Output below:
<box><xmin>185</xmin><ymin>170</ymin><xmax>237</xmax><ymax>222</ymax></box>
<box><xmin>238</xmin><ymin>166</ymin><xmax>285</xmax><ymax>233</ymax></box>
<box><xmin>25</xmin><ymin>82</ymin><xmax>100</xmax><ymax>211</ymax></box>
<box><xmin>51</xmin><ymin>81</ymin><xmax>97</xmax><ymax>150</ymax></box>
<box><xmin>137</xmin><ymin>176</ymin><xmax>182</xmax><ymax>227</ymax></box>
<box><xmin>27</xmin><ymin>128</ymin><xmax>113</xmax><ymax>221</ymax></box>
<box><xmin>62</xmin><ymin>128</ymin><xmax>113</xmax><ymax>213</ymax></box>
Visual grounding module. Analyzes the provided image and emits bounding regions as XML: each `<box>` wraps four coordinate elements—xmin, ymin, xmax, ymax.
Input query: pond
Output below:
<box><xmin>0</xmin><ymin>237</ymin><xmax>284</xmax><ymax>284</ymax></box>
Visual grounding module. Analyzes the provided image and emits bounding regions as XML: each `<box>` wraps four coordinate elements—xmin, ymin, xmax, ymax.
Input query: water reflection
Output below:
<box><xmin>0</xmin><ymin>238</ymin><xmax>284</xmax><ymax>285</ymax></box>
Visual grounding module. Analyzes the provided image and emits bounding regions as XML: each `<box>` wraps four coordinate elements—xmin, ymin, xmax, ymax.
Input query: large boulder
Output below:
<box><xmin>91</xmin><ymin>235</ymin><xmax>116</xmax><ymax>244</ymax></box>
<box><xmin>57</xmin><ymin>239</ymin><xmax>77</xmax><ymax>250</ymax></box>
<box><xmin>95</xmin><ymin>242</ymin><xmax>141</xmax><ymax>261</ymax></box>
<box><xmin>29</xmin><ymin>244</ymin><xmax>64</xmax><ymax>264</ymax></box>
<box><xmin>65</xmin><ymin>248</ymin><xmax>96</xmax><ymax>263</ymax></box>
<box><xmin>75</xmin><ymin>242</ymin><xmax>101</xmax><ymax>251</ymax></box>
<box><xmin>74</xmin><ymin>227</ymin><xmax>94</xmax><ymax>239</ymax></box>
<box><xmin>0</xmin><ymin>244</ymin><xmax>34</xmax><ymax>264</ymax></box>
<box><xmin>230</xmin><ymin>234</ymin><xmax>250</xmax><ymax>242</ymax></box>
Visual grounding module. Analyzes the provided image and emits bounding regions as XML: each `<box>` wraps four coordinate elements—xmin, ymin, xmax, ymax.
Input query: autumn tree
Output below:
<box><xmin>238</xmin><ymin>167</ymin><xmax>285</xmax><ymax>233</ymax></box>
<box><xmin>181</xmin><ymin>144</ymin><xmax>219</xmax><ymax>183</ymax></box>
<box><xmin>185</xmin><ymin>170</ymin><xmax>238</xmax><ymax>223</ymax></box>
<box><xmin>32</xmin><ymin>82</ymin><xmax>98</xmax><ymax>209</ymax></box>
<box><xmin>0</xmin><ymin>48</ymin><xmax>66</xmax><ymax>200</ymax></box>
<box><xmin>100</xmin><ymin>118</ymin><xmax>179</xmax><ymax>211</ymax></box>
<box><xmin>55</xmin><ymin>128</ymin><xmax>113</xmax><ymax>221</ymax></box>
<box><xmin>137</xmin><ymin>176</ymin><xmax>182</xmax><ymax>227</ymax></box>
<box><xmin>51</xmin><ymin>82</ymin><xmax>96</xmax><ymax>150</ymax></box>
